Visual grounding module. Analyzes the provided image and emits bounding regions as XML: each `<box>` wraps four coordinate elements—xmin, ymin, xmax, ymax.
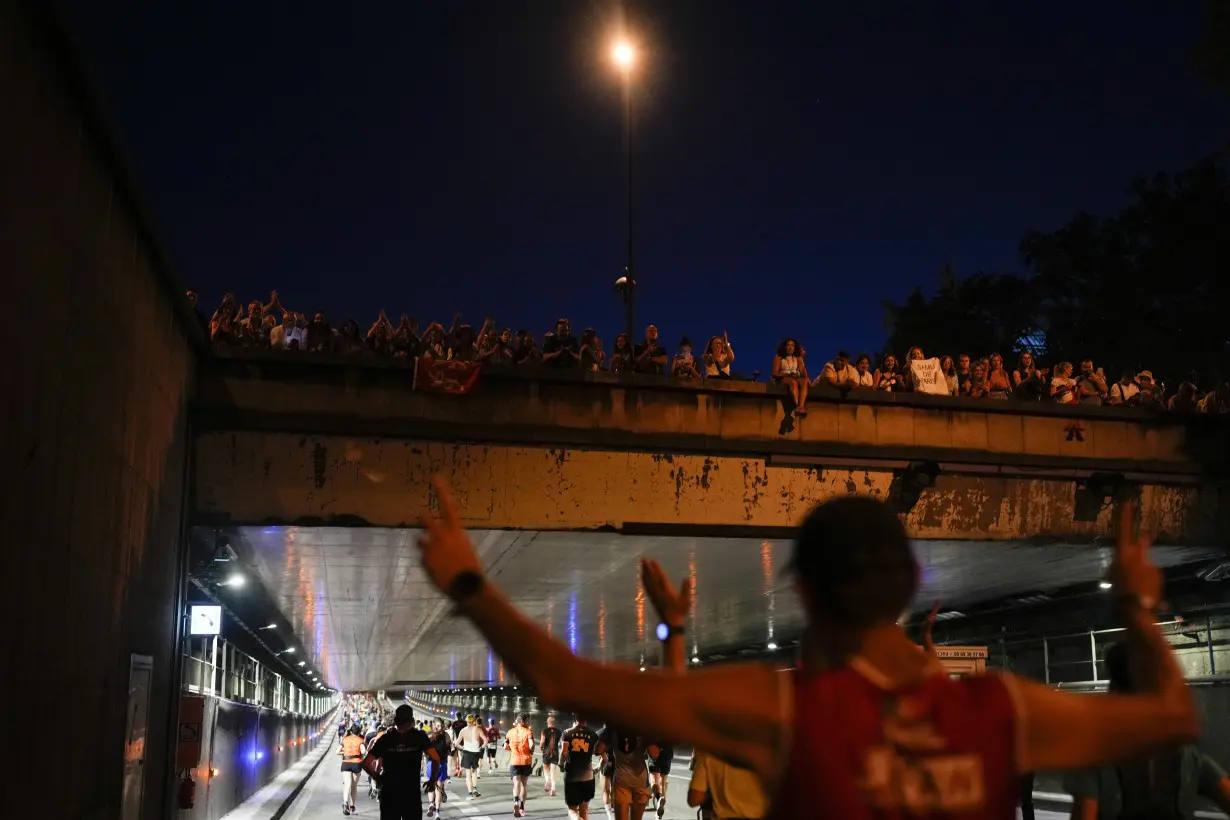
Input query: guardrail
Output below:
<box><xmin>182</xmin><ymin>636</ymin><xmax>334</xmax><ymax>717</ymax></box>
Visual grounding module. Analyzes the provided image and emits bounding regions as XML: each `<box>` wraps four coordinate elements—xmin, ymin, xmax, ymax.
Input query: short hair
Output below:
<box><xmin>789</xmin><ymin>496</ymin><xmax>917</xmax><ymax>626</ymax></box>
<box><xmin>518</xmin><ymin>713</ymin><xmax>530</xmax><ymax>724</ymax></box>
<box><xmin>836</xmin><ymin>350</ymin><xmax>850</xmax><ymax>360</ymax></box>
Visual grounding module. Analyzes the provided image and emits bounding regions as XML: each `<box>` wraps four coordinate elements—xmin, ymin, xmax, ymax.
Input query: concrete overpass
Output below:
<box><xmin>190</xmin><ymin>352</ymin><xmax>1230</xmax><ymax>692</ymax></box>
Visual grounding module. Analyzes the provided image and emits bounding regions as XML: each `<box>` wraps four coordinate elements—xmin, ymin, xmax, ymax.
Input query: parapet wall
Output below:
<box><xmin>196</xmin><ymin>351</ymin><xmax>1226</xmax><ymax>477</ymax></box>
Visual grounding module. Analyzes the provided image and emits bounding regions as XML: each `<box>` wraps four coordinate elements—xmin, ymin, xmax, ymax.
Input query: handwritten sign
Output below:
<box><xmin>911</xmin><ymin>358</ymin><xmax>949</xmax><ymax>396</ymax></box>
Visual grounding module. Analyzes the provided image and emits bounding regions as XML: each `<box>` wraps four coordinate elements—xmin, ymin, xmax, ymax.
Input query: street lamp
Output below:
<box><xmin>611</xmin><ymin>39</ymin><xmax>637</xmax><ymax>350</ymax></box>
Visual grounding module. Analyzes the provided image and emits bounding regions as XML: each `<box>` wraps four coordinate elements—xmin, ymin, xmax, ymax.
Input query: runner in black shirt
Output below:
<box><xmin>559</xmin><ymin>716</ymin><xmax>606</xmax><ymax>820</ymax></box>
<box><xmin>540</xmin><ymin>714</ymin><xmax>563</xmax><ymax>797</ymax></box>
<box><xmin>364</xmin><ymin>706</ymin><xmax>438</xmax><ymax>820</ymax></box>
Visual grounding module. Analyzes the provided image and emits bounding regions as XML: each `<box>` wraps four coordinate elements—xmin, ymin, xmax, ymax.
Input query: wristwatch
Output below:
<box><xmin>655</xmin><ymin>622</ymin><xmax>685</xmax><ymax>641</ymax></box>
<box><xmin>447</xmin><ymin>571</ymin><xmax>485</xmax><ymax>604</ymax></box>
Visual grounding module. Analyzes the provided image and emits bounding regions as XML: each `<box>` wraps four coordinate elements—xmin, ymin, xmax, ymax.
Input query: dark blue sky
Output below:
<box><xmin>62</xmin><ymin>0</ymin><xmax>1227</xmax><ymax>366</ymax></box>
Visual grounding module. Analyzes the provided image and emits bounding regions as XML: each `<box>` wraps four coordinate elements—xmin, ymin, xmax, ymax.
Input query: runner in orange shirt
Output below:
<box><xmin>506</xmin><ymin>713</ymin><xmax>536</xmax><ymax>817</ymax></box>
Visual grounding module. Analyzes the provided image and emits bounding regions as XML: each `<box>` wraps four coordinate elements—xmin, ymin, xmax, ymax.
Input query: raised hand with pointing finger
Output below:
<box><xmin>417</xmin><ymin>476</ymin><xmax>484</xmax><ymax>602</ymax></box>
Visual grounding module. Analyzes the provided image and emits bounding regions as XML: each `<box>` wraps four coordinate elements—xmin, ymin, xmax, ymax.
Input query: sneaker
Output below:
<box><xmin>549</xmin><ymin>789</ymin><xmax>556</xmax><ymax>797</ymax></box>
<box><xmin>343</xmin><ymin>805</ymin><xmax>351</xmax><ymax>817</ymax></box>
<box><xmin>426</xmin><ymin>807</ymin><xmax>436</xmax><ymax>818</ymax></box>
<box><xmin>657</xmin><ymin>799</ymin><xmax>666</xmax><ymax>818</ymax></box>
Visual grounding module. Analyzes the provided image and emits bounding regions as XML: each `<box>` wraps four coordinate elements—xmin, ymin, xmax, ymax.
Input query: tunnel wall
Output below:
<box><xmin>0</xmin><ymin>2</ymin><xmax>199</xmax><ymax>818</ymax></box>
<box><xmin>186</xmin><ymin>698</ymin><xmax>334</xmax><ymax>820</ymax></box>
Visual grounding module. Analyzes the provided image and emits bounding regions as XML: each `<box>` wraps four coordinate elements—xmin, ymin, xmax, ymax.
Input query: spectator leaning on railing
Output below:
<box><xmin>195</xmin><ymin>291</ymin><xmax>1228</xmax><ymax>413</ymax></box>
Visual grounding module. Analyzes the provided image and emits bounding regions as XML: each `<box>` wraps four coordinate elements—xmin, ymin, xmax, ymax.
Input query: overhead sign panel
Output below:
<box><xmin>189</xmin><ymin>605</ymin><xmax>222</xmax><ymax>636</ymax></box>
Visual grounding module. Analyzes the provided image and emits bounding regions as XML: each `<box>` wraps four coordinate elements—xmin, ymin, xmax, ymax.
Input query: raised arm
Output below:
<box><xmin>1012</xmin><ymin>502</ymin><xmax>1197</xmax><ymax>773</ymax></box>
<box><xmin>641</xmin><ymin>558</ymin><xmax>691</xmax><ymax>674</ymax></box>
<box><xmin>416</xmin><ymin>477</ymin><xmax>785</xmax><ymax>781</ymax></box>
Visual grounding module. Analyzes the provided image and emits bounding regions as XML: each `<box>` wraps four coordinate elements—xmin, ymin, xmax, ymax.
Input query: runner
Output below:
<box><xmin>425</xmin><ymin>718</ymin><xmax>452</xmax><ymax>818</ymax></box>
<box><xmin>506</xmin><ymin>713</ymin><xmax>536</xmax><ymax>817</ymax></box>
<box><xmin>457</xmin><ymin>714</ymin><xmax>489</xmax><ymax>799</ymax></box>
<box><xmin>367</xmin><ymin>722</ymin><xmax>389</xmax><ymax>800</ymax></box>
<box><xmin>364</xmin><ymin>721</ymin><xmax>382</xmax><ymax>796</ymax></box>
<box><xmin>597</xmin><ymin>727</ymin><xmax>659</xmax><ymax>820</ymax></box>
<box><xmin>485</xmin><ymin>717</ymin><xmax>503</xmax><ymax>773</ymax></box>
<box><xmin>541</xmin><ymin>714</ymin><xmax>562</xmax><ymax>797</ymax></box>
<box><xmin>646</xmin><ymin>743</ymin><xmax>672</xmax><ymax>819</ymax></box>
<box><xmin>416</xmin><ymin>478</ymin><xmax>1199</xmax><ymax>818</ymax></box>
<box><xmin>363</xmin><ymin>705</ymin><xmax>438</xmax><ymax>820</ymax></box>
<box><xmin>599</xmin><ymin>724</ymin><xmax>615</xmax><ymax>820</ymax></box>
<box><xmin>450</xmin><ymin>715</ymin><xmax>467</xmax><ymax>777</ymax></box>
<box><xmin>559</xmin><ymin>715</ymin><xmax>606</xmax><ymax>820</ymax></box>
<box><xmin>338</xmin><ymin>724</ymin><xmax>366</xmax><ymax>816</ymax></box>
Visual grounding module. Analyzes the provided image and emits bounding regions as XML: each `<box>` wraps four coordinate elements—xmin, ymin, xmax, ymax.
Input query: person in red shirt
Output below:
<box><xmin>485</xmin><ymin>717</ymin><xmax>502</xmax><ymax>773</ymax></box>
<box><xmin>415</xmin><ymin>476</ymin><xmax>1197</xmax><ymax>819</ymax></box>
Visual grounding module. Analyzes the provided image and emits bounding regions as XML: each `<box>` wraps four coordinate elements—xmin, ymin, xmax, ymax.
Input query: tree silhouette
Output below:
<box><xmin>880</xmin><ymin>269</ymin><xmax>1040</xmax><ymax>361</ymax></box>
<box><xmin>883</xmin><ymin>160</ymin><xmax>1230</xmax><ymax>387</ymax></box>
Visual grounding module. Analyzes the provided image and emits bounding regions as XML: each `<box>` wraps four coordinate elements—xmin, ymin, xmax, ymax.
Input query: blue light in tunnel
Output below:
<box><xmin>568</xmin><ymin>592</ymin><xmax>578</xmax><ymax>654</ymax></box>
<box><xmin>488</xmin><ymin>651</ymin><xmax>494</xmax><ymax>684</ymax></box>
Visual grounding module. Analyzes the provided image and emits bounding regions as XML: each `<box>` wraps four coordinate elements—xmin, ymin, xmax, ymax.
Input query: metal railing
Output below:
<box><xmin>182</xmin><ymin>636</ymin><xmax>335</xmax><ymax>716</ymax></box>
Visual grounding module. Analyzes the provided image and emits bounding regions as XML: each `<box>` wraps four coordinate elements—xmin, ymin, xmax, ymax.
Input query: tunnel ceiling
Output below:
<box><xmin>216</xmin><ymin>526</ymin><xmax>1220</xmax><ymax>692</ymax></box>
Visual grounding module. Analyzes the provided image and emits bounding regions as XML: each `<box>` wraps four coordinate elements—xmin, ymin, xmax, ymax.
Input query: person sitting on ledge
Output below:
<box><xmin>815</xmin><ymin>350</ymin><xmax>857</xmax><ymax>389</ymax></box>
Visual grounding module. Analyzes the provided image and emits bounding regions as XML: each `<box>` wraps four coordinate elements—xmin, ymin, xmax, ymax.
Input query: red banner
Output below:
<box><xmin>413</xmin><ymin>357</ymin><xmax>481</xmax><ymax>394</ymax></box>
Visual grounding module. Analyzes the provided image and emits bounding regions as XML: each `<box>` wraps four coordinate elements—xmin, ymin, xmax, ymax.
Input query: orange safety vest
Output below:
<box><xmin>341</xmin><ymin>735</ymin><xmax>364</xmax><ymax>762</ymax></box>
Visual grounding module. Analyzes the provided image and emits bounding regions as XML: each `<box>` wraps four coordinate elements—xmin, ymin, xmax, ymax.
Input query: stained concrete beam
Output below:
<box><xmin>194</xmin><ymin>432</ymin><xmax>1221</xmax><ymax>543</ymax></box>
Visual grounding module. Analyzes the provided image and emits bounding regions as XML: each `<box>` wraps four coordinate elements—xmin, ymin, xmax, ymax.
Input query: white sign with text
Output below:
<box><xmin>911</xmin><ymin>358</ymin><xmax>949</xmax><ymax>396</ymax></box>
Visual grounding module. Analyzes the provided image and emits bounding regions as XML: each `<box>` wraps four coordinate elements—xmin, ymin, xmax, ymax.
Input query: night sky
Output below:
<box><xmin>60</xmin><ymin>1</ymin><xmax>1227</xmax><ymax>367</ymax></box>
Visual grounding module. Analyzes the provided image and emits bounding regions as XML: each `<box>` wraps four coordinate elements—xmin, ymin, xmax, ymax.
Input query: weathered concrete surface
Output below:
<box><xmin>196</xmin><ymin>352</ymin><xmax>1229</xmax><ymax>476</ymax></box>
<box><xmin>195</xmin><ymin>432</ymin><xmax>1223</xmax><ymax>543</ymax></box>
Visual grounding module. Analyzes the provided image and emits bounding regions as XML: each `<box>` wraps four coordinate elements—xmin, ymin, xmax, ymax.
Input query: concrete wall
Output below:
<box><xmin>0</xmin><ymin>3</ymin><xmax>198</xmax><ymax>818</ymax></box>
<box><xmin>197</xmin><ymin>352</ymin><xmax>1227</xmax><ymax>478</ymax></box>
<box><xmin>186</xmin><ymin>698</ymin><xmax>333</xmax><ymax>820</ymax></box>
<box><xmin>194</xmin><ymin>432</ymin><xmax>1218</xmax><ymax>543</ymax></box>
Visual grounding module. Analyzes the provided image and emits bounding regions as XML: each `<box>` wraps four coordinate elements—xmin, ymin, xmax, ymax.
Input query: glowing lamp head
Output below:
<box><xmin>612</xmin><ymin>42</ymin><xmax>635</xmax><ymax>68</ymax></box>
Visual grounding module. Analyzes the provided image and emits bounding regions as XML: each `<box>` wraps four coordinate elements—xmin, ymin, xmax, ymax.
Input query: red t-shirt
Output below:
<box><xmin>768</xmin><ymin>661</ymin><xmax>1022</xmax><ymax>819</ymax></box>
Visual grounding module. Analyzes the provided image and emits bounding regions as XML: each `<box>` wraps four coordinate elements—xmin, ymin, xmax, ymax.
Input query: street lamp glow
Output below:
<box><xmin>612</xmin><ymin>41</ymin><xmax>634</xmax><ymax>68</ymax></box>
<box><xmin>223</xmin><ymin>573</ymin><xmax>245</xmax><ymax>588</ymax></box>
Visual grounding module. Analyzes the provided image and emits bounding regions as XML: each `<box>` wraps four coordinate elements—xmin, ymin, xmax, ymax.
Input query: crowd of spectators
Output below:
<box><xmin>188</xmin><ymin>290</ymin><xmax>1229</xmax><ymax>418</ymax></box>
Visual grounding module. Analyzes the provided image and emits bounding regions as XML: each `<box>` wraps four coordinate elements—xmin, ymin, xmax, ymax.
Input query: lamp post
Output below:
<box><xmin>612</xmin><ymin>41</ymin><xmax>636</xmax><ymax>349</ymax></box>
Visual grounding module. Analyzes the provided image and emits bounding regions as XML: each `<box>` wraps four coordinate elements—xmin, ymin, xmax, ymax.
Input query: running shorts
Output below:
<box><xmin>648</xmin><ymin>759</ymin><xmax>672</xmax><ymax>776</ymax></box>
<box><xmin>614</xmin><ymin>785</ymin><xmax>651</xmax><ymax>806</ymax></box>
<box><xmin>461</xmin><ymin>751</ymin><xmax>482</xmax><ymax>770</ymax></box>
<box><xmin>341</xmin><ymin>762</ymin><xmax>363</xmax><ymax>774</ymax></box>
<box><xmin>486</xmin><ymin>747</ymin><xmax>498</xmax><ymax>758</ymax></box>
<box><xmin>509</xmin><ymin>764</ymin><xmax>533</xmax><ymax>778</ymax></box>
<box><xmin>564</xmin><ymin>780</ymin><xmax>596</xmax><ymax>807</ymax></box>
<box><xmin>426</xmin><ymin>761</ymin><xmax>449</xmax><ymax>782</ymax></box>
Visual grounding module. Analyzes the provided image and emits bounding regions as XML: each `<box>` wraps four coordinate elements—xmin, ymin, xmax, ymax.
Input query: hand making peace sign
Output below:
<box><xmin>1108</xmin><ymin>500</ymin><xmax>1161</xmax><ymax>611</ymax></box>
<box><xmin>641</xmin><ymin>558</ymin><xmax>693</xmax><ymax>628</ymax></box>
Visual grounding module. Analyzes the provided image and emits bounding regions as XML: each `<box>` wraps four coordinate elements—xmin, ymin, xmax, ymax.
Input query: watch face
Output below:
<box><xmin>655</xmin><ymin>622</ymin><xmax>669</xmax><ymax>641</ymax></box>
